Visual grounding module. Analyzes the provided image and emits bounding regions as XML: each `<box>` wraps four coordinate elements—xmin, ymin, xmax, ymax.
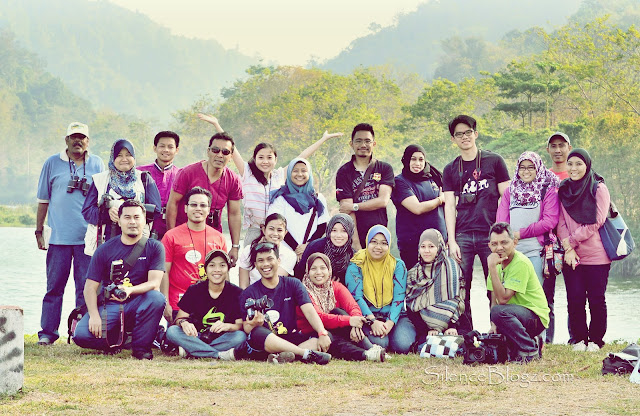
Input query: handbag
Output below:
<box><xmin>599</xmin><ymin>201</ymin><xmax>635</xmax><ymax>261</ymax></box>
<box><xmin>418</xmin><ymin>335</ymin><xmax>464</xmax><ymax>358</ymax></box>
<box><xmin>541</xmin><ymin>231</ymin><xmax>563</xmax><ymax>279</ymax></box>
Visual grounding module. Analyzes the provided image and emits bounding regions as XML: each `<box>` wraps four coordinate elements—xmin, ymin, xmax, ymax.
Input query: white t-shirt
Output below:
<box><xmin>241</xmin><ymin>162</ymin><xmax>286</xmax><ymax>229</ymax></box>
<box><xmin>267</xmin><ymin>193</ymin><xmax>330</xmax><ymax>253</ymax></box>
<box><xmin>237</xmin><ymin>242</ymin><xmax>297</xmax><ymax>285</ymax></box>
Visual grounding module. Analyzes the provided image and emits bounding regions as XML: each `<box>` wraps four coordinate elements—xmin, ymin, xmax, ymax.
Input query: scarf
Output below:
<box><xmin>510</xmin><ymin>151</ymin><xmax>560</xmax><ymax>207</ymax></box>
<box><xmin>558</xmin><ymin>148</ymin><xmax>604</xmax><ymax>224</ymax></box>
<box><xmin>269</xmin><ymin>158</ymin><xmax>324</xmax><ymax>216</ymax></box>
<box><xmin>108</xmin><ymin>138</ymin><xmax>137</xmax><ymax>199</ymax></box>
<box><xmin>323</xmin><ymin>214</ymin><xmax>355</xmax><ymax>278</ymax></box>
<box><xmin>400</xmin><ymin>144</ymin><xmax>443</xmax><ymax>188</ymax></box>
<box><xmin>405</xmin><ymin>229</ymin><xmax>464</xmax><ymax>332</ymax></box>
<box><xmin>302</xmin><ymin>253</ymin><xmax>336</xmax><ymax>313</ymax></box>
<box><xmin>351</xmin><ymin>225</ymin><xmax>396</xmax><ymax>309</ymax></box>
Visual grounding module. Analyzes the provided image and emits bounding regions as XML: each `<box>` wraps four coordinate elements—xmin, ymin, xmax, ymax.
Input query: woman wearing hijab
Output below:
<box><xmin>496</xmin><ymin>151</ymin><xmax>560</xmax><ymax>344</ymax></box>
<box><xmin>391</xmin><ymin>144</ymin><xmax>446</xmax><ymax>270</ymax></box>
<box><xmin>556</xmin><ymin>149</ymin><xmax>611</xmax><ymax>352</ymax></box>
<box><xmin>345</xmin><ymin>225</ymin><xmax>416</xmax><ymax>353</ymax></box>
<box><xmin>267</xmin><ymin>158</ymin><xmax>329</xmax><ymax>258</ymax></box>
<box><xmin>82</xmin><ymin>139</ymin><xmax>161</xmax><ymax>255</ymax></box>
<box><xmin>294</xmin><ymin>214</ymin><xmax>356</xmax><ymax>284</ymax></box>
<box><xmin>406</xmin><ymin>229</ymin><xmax>464</xmax><ymax>338</ymax></box>
<box><xmin>295</xmin><ymin>253</ymin><xmax>386</xmax><ymax>362</ymax></box>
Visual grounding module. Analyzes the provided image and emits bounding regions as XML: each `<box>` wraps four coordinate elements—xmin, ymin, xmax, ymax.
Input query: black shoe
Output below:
<box><xmin>301</xmin><ymin>350</ymin><xmax>331</xmax><ymax>365</ymax></box>
<box><xmin>132</xmin><ymin>350</ymin><xmax>153</xmax><ymax>360</ymax></box>
<box><xmin>104</xmin><ymin>347</ymin><xmax>122</xmax><ymax>356</ymax></box>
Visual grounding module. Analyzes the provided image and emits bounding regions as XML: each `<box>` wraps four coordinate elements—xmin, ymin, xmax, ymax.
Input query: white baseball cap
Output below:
<box><xmin>66</xmin><ymin>122</ymin><xmax>89</xmax><ymax>138</ymax></box>
<box><xmin>546</xmin><ymin>132</ymin><xmax>570</xmax><ymax>146</ymax></box>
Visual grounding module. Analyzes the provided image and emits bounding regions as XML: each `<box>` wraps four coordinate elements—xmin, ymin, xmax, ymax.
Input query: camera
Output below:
<box><xmin>207</xmin><ymin>208</ymin><xmax>221</xmax><ymax>229</ymax></box>
<box><xmin>67</xmin><ymin>176</ymin><xmax>90</xmax><ymax>196</ymax></box>
<box><xmin>99</xmin><ymin>193</ymin><xmax>115</xmax><ymax>209</ymax></box>
<box><xmin>105</xmin><ymin>260</ymin><xmax>127</xmax><ymax>301</ymax></box>
<box><xmin>143</xmin><ymin>203</ymin><xmax>156</xmax><ymax>224</ymax></box>
<box><xmin>244</xmin><ymin>295</ymin><xmax>274</xmax><ymax>320</ymax></box>
<box><xmin>460</xmin><ymin>192</ymin><xmax>477</xmax><ymax>205</ymax></box>
<box><xmin>462</xmin><ymin>330</ymin><xmax>508</xmax><ymax>365</ymax></box>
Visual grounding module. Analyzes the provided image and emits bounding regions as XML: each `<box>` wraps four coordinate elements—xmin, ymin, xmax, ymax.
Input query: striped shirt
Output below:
<box><xmin>242</xmin><ymin>162</ymin><xmax>285</xmax><ymax>229</ymax></box>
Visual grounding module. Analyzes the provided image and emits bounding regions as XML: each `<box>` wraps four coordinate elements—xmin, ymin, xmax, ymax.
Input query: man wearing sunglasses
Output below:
<box><xmin>161</xmin><ymin>186</ymin><xmax>227</xmax><ymax>324</ymax></box>
<box><xmin>166</xmin><ymin>132</ymin><xmax>243</xmax><ymax>267</ymax></box>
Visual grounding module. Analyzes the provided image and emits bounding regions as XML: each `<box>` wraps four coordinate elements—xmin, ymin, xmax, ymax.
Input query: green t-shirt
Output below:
<box><xmin>487</xmin><ymin>250</ymin><xmax>550</xmax><ymax>328</ymax></box>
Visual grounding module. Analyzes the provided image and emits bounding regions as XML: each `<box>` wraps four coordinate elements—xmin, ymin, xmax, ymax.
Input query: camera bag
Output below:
<box><xmin>602</xmin><ymin>343</ymin><xmax>640</xmax><ymax>376</ymax></box>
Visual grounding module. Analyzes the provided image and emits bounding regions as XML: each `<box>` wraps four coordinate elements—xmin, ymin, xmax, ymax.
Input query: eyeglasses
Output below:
<box><xmin>453</xmin><ymin>129</ymin><xmax>475</xmax><ymax>139</ymax></box>
<box><xmin>353</xmin><ymin>139</ymin><xmax>373</xmax><ymax>145</ymax></box>
<box><xmin>368</xmin><ymin>240</ymin><xmax>389</xmax><ymax>247</ymax></box>
<box><xmin>209</xmin><ymin>146</ymin><xmax>232</xmax><ymax>155</ymax></box>
<box><xmin>518</xmin><ymin>166</ymin><xmax>537</xmax><ymax>173</ymax></box>
<box><xmin>188</xmin><ymin>203</ymin><xmax>209</xmax><ymax>209</ymax></box>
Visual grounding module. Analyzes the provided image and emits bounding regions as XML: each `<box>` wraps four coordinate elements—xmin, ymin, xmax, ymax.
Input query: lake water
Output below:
<box><xmin>1</xmin><ymin>227</ymin><xmax>638</xmax><ymax>343</ymax></box>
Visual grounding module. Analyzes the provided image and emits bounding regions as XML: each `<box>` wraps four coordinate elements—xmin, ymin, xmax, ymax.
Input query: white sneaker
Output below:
<box><xmin>218</xmin><ymin>348</ymin><xmax>236</xmax><ymax>361</ymax></box>
<box><xmin>364</xmin><ymin>346</ymin><xmax>386</xmax><ymax>362</ymax></box>
<box><xmin>572</xmin><ymin>341</ymin><xmax>587</xmax><ymax>352</ymax></box>
<box><xmin>586</xmin><ymin>342</ymin><xmax>601</xmax><ymax>352</ymax></box>
<box><xmin>178</xmin><ymin>346</ymin><xmax>188</xmax><ymax>358</ymax></box>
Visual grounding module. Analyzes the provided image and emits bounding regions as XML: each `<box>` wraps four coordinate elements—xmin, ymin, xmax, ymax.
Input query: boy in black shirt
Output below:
<box><xmin>442</xmin><ymin>115</ymin><xmax>510</xmax><ymax>333</ymax></box>
<box><xmin>165</xmin><ymin>250</ymin><xmax>246</xmax><ymax>359</ymax></box>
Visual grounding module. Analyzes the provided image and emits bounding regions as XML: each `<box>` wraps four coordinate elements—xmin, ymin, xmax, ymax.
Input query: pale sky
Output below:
<box><xmin>107</xmin><ymin>0</ymin><xmax>427</xmax><ymax>65</ymax></box>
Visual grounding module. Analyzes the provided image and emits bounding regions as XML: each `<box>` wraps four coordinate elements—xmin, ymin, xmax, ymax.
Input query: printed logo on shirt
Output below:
<box><xmin>202</xmin><ymin>307</ymin><xmax>225</xmax><ymax>331</ymax></box>
<box><xmin>372</xmin><ymin>173</ymin><xmax>381</xmax><ymax>181</ymax></box>
<box><xmin>185</xmin><ymin>249</ymin><xmax>202</xmax><ymax>264</ymax></box>
<box><xmin>462</xmin><ymin>178</ymin><xmax>489</xmax><ymax>194</ymax></box>
<box><xmin>284</xmin><ymin>297</ymin><xmax>292</xmax><ymax>301</ymax></box>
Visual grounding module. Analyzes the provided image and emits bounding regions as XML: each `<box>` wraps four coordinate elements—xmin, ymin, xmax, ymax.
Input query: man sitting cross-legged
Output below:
<box><xmin>240</xmin><ymin>242</ymin><xmax>332</xmax><ymax>364</ymax></box>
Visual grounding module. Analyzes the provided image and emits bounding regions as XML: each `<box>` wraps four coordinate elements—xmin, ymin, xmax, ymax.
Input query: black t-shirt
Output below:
<box><xmin>87</xmin><ymin>237</ymin><xmax>165</xmax><ymax>287</ymax></box>
<box><xmin>178</xmin><ymin>281</ymin><xmax>244</xmax><ymax>333</ymax></box>
<box><xmin>335</xmin><ymin>156</ymin><xmax>395</xmax><ymax>246</ymax></box>
<box><xmin>442</xmin><ymin>150</ymin><xmax>510</xmax><ymax>233</ymax></box>
<box><xmin>239</xmin><ymin>276</ymin><xmax>311</xmax><ymax>334</ymax></box>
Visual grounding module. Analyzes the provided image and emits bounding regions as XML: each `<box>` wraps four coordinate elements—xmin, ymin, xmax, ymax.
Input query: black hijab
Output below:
<box><xmin>401</xmin><ymin>144</ymin><xmax>442</xmax><ymax>187</ymax></box>
<box><xmin>558</xmin><ymin>148</ymin><xmax>604</xmax><ymax>224</ymax></box>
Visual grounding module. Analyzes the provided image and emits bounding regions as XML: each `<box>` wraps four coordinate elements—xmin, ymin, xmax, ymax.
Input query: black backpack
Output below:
<box><xmin>602</xmin><ymin>343</ymin><xmax>640</xmax><ymax>375</ymax></box>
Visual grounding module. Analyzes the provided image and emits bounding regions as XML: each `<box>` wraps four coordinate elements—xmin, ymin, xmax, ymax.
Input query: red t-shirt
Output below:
<box><xmin>172</xmin><ymin>162</ymin><xmax>243</xmax><ymax>232</ymax></box>
<box><xmin>162</xmin><ymin>223</ymin><xmax>227</xmax><ymax>310</ymax></box>
<box><xmin>551</xmin><ymin>169</ymin><xmax>569</xmax><ymax>181</ymax></box>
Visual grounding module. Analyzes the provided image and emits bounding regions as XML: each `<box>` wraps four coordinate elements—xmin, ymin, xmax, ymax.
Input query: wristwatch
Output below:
<box><xmin>318</xmin><ymin>330</ymin><xmax>329</xmax><ymax>337</ymax></box>
<box><xmin>352</xmin><ymin>203</ymin><xmax>359</xmax><ymax>212</ymax></box>
<box><xmin>231</xmin><ymin>244</ymin><xmax>240</xmax><ymax>249</ymax></box>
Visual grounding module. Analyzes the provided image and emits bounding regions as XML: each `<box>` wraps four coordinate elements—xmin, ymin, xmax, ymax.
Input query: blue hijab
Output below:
<box><xmin>108</xmin><ymin>138</ymin><xmax>137</xmax><ymax>199</ymax></box>
<box><xmin>270</xmin><ymin>158</ymin><xmax>324</xmax><ymax>216</ymax></box>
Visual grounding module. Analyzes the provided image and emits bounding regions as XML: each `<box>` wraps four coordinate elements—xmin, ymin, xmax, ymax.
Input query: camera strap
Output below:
<box><xmin>352</xmin><ymin>158</ymin><xmax>378</xmax><ymax>202</ymax></box>
<box><xmin>123</xmin><ymin>236</ymin><xmax>149</xmax><ymax>274</ymax></box>
<box><xmin>302</xmin><ymin>203</ymin><xmax>319</xmax><ymax>245</ymax></box>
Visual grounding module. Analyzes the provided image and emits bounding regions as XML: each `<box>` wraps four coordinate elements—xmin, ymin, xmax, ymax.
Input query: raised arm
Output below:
<box><xmin>298</xmin><ymin>131</ymin><xmax>343</xmax><ymax>160</ymax></box>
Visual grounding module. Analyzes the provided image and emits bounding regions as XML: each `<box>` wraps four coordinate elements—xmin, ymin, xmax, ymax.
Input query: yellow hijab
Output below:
<box><xmin>351</xmin><ymin>225</ymin><xmax>396</xmax><ymax>308</ymax></box>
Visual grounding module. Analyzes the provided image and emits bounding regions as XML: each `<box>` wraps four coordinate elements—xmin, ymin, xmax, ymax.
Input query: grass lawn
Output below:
<box><xmin>1</xmin><ymin>336</ymin><xmax>639</xmax><ymax>415</ymax></box>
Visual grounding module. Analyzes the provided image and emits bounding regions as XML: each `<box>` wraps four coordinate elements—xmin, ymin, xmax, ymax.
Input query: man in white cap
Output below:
<box><xmin>546</xmin><ymin>132</ymin><xmax>572</xmax><ymax>181</ymax></box>
<box><xmin>35</xmin><ymin>122</ymin><xmax>105</xmax><ymax>345</ymax></box>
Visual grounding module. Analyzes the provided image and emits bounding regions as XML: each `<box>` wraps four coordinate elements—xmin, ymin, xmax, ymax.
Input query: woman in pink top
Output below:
<box><xmin>556</xmin><ymin>149</ymin><xmax>611</xmax><ymax>352</ymax></box>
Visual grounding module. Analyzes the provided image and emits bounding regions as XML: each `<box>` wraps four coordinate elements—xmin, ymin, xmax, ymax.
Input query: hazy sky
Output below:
<box><xmin>107</xmin><ymin>0</ymin><xmax>427</xmax><ymax>65</ymax></box>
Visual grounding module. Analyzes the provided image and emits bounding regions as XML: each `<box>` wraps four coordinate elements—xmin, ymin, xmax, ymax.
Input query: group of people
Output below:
<box><xmin>34</xmin><ymin>114</ymin><xmax>614</xmax><ymax>364</ymax></box>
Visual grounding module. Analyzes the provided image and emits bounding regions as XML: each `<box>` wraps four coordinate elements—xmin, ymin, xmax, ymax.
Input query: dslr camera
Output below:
<box><xmin>105</xmin><ymin>259</ymin><xmax>127</xmax><ymax>301</ymax></box>
<box><xmin>462</xmin><ymin>330</ymin><xmax>508</xmax><ymax>365</ymax></box>
<box><xmin>207</xmin><ymin>208</ymin><xmax>221</xmax><ymax>229</ymax></box>
<box><xmin>244</xmin><ymin>295</ymin><xmax>274</xmax><ymax>320</ymax></box>
<box><xmin>67</xmin><ymin>176</ymin><xmax>90</xmax><ymax>196</ymax></box>
<box><xmin>459</xmin><ymin>192</ymin><xmax>477</xmax><ymax>205</ymax></box>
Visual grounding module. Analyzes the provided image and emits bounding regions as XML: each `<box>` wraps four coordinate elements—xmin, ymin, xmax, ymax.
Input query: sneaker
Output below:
<box><xmin>37</xmin><ymin>337</ymin><xmax>53</xmax><ymax>346</ymax></box>
<box><xmin>132</xmin><ymin>350</ymin><xmax>153</xmax><ymax>360</ymax></box>
<box><xmin>178</xmin><ymin>346</ymin><xmax>188</xmax><ymax>358</ymax></box>
<box><xmin>267</xmin><ymin>352</ymin><xmax>296</xmax><ymax>364</ymax></box>
<box><xmin>218</xmin><ymin>348</ymin><xmax>236</xmax><ymax>361</ymax></box>
<box><xmin>586</xmin><ymin>342</ymin><xmax>601</xmax><ymax>352</ymax></box>
<box><xmin>301</xmin><ymin>350</ymin><xmax>331</xmax><ymax>365</ymax></box>
<box><xmin>572</xmin><ymin>341</ymin><xmax>587</xmax><ymax>352</ymax></box>
<box><xmin>364</xmin><ymin>346</ymin><xmax>386</xmax><ymax>362</ymax></box>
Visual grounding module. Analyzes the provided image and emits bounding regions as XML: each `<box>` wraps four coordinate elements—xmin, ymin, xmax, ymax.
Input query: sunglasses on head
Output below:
<box><xmin>255</xmin><ymin>242</ymin><xmax>276</xmax><ymax>251</ymax></box>
<box><xmin>209</xmin><ymin>146</ymin><xmax>232</xmax><ymax>156</ymax></box>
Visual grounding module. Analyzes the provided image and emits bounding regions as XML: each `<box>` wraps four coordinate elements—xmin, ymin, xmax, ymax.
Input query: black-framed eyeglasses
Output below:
<box><xmin>453</xmin><ymin>129</ymin><xmax>475</xmax><ymax>139</ymax></box>
<box><xmin>209</xmin><ymin>146</ymin><xmax>232</xmax><ymax>155</ymax></box>
<box><xmin>518</xmin><ymin>166</ymin><xmax>537</xmax><ymax>173</ymax></box>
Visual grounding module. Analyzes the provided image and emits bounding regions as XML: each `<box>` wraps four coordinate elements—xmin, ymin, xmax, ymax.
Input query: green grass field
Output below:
<box><xmin>2</xmin><ymin>336</ymin><xmax>639</xmax><ymax>415</ymax></box>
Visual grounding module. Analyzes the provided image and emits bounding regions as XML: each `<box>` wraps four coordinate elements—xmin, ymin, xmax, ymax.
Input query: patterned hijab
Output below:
<box><xmin>509</xmin><ymin>151</ymin><xmax>560</xmax><ymax>207</ymax></box>
<box><xmin>302</xmin><ymin>253</ymin><xmax>336</xmax><ymax>313</ymax></box>
<box><xmin>108</xmin><ymin>138</ymin><xmax>137</xmax><ymax>199</ymax></box>
<box><xmin>351</xmin><ymin>225</ymin><xmax>396</xmax><ymax>309</ymax></box>
<box><xmin>558</xmin><ymin>148</ymin><xmax>605</xmax><ymax>224</ymax></box>
<box><xmin>405</xmin><ymin>229</ymin><xmax>464</xmax><ymax>332</ymax></box>
<box><xmin>323</xmin><ymin>214</ymin><xmax>355</xmax><ymax>278</ymax></box>
<box><xmin>269</xmin><ymin>158</ymin><xmax>324</xmax><ymax>216</ymax></box>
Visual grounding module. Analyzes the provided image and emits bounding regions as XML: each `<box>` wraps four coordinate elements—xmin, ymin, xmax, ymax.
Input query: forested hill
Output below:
<box><xmin>322</xmin><ymin>0</ymin><xmax>631</xmax><ymax>81</ymax></box>
<box><xmin>0</xmin><ymin>0</ymin><xmax>256</xmax><ymax>122</ymax></box>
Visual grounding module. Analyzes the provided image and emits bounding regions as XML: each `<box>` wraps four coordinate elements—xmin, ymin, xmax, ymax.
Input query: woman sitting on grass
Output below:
<box><xmin>296</xmin><ymin>253</ymin><xmax>386</xmax><ymax>362</ymax></box>
<box><xmin>345</xmin><ymin>225</ymin><xmax>416</xmax><ymax>354</ymax></box>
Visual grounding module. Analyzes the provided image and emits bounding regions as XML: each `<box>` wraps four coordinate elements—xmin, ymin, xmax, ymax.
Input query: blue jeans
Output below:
<box><xmin>39</xmin><ymin>244</ymin><xmax>91</xmax><ymax>342</ymax></box>
<box><xmin>455</xmin><ymin>231</ymin><xmax>492</xmax><ymax>333</ymax></box>
<box><xmin>563</xmin><ymin>263</ymin><xmax>610</xmax><ymax>347</ymax></box>
<box><xmin>490</xmin><ymin>304</ymin><xmax>544</xmax><ymax>358</ymax></box>
<box><xmin>73</xmin><ymin>291</ymin><xmax>165</xmax><ymax>352</ymax></box>
<box><xmin>166</xmin><ymin>326</ymin><xmax>246</xmax><ymax>358</ymax></box>
<box><xmin>363</xmin><ymin>314</ymin><xmax>416</xmax><ymax>354</ymax></box>
<box><xmin>528</xmin><ymin>254</ymin><xmax>556</xmax><ymax>344</ymax></box>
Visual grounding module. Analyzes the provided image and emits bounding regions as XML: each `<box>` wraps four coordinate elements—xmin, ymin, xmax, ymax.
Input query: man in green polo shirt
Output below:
<box><xmin>487</xmin><ymin>222</ymin><xmax>550</xmax><ymax>363</ymax></box>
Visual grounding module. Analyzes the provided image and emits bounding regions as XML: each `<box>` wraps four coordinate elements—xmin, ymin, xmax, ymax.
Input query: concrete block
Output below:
<box><xmin>0</xmin><ymin>306</ymin><xmax>24</xmax><ymax>395</ymax></box>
